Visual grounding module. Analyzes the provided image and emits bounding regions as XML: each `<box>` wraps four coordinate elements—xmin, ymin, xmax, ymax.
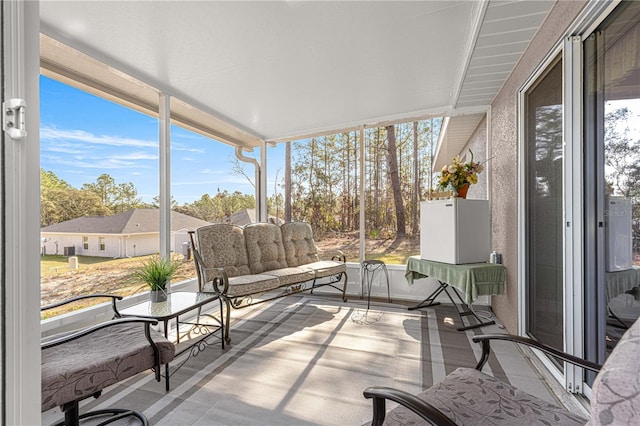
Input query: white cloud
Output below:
<box><xmin>116</xmin><ymin>152</ymin><xmax>158</xmax><ymax>160</ymax></box>
<box><xmin>41</xmin><ymin>125</ymin><xmax>159</xmax><ymax>170</ymax></box>
<box><xmin>44</xmin><ymin>155</ymin><xmax>153</xmax><ymax>170</ymax></box>
<box><xmin>41</xmin><ymin>144</ymin><xmax>89</xmax><ymax>155</ymax></box>
<box><xmin>41</xmin><ymin>125</ymin><xmax>158</xmax><ymax>148</ymax></box>
<box><xmin>172</xmin><ymin>141</ymin><xmax>206</xmax><ymax>154</ymax></box>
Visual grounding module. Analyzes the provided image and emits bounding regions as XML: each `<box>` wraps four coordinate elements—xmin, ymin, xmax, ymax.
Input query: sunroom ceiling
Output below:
<box><xmin>39</xmin><ymin>0</ymin><xmax>554</xmax><ymax>149</ymax></box>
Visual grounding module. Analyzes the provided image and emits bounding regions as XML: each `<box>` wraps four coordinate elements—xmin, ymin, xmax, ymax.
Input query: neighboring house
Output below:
<box><xmin>40</xmin><ymin>208</ymin><xmax>210</xmax><ymax>258</ymax></box>
<box><xmin>229</xmin><ymin>208</ymin><xmax>283</xmax><ymax>227</ymax></box>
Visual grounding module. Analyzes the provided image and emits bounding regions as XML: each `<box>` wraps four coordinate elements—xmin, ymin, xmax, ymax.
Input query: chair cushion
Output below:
<box><xmin>281</xmin><ymin>222</ymin><xmax>320</xmax><ymax>267</ymax></box>
<box><xmin>587</xmin><ymin>317</ymin><xmax>640</xmax><ymax>426</ymax></box>
<box><xmin>41</xmin><ymin>323</ymin><xmax>175</xmax><ymax>412</ymax></box>
<box><xmin>245</xmin><ymin>223</ymin><xmax>288</xmax><ymax>274</ymax></box>
<box><xmin>384</xmin><ymin>367</ymin><xmax>586</xmax><ymax>426</ymax></box>
<box><xmin>196</xmin><ymin>224</ymin><xmax>251</xmax><ymax>277</ymax></box>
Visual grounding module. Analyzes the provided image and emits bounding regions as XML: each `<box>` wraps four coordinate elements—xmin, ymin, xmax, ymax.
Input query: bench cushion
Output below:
<box><xmin>384</xmin><ymin>367</ymin><xmax>586</xmax><ymax>426</ymax></box>
<box><xmin>587</xmin><ymin>317</ymin><xmax>640</xmax><ymax>426</ymax></box>
<box><xmin>196</xmin><ymin>224</ymin><xmax>251</xmax><ymax>277</ymax></box>
<box><xmin>245</xmin><ymin>223</ymin><xmax>288</xmax><ymax>274</ymax></box>
<box><xmin>42</xmin><ymin>323</ymin><xmax>175</xmax><ymax>412</ymax></box>
<box><xmin>262</xmin><ymin>267</ymin><xmax>316</xmax><ymax>286</ymax></box>
<box><xmin>281</xmin><ymin>222</ymin><xmax>320</xmax><ymax>267</ymax></box>
<box><xmin>212</xmin><ymin>274</ymin><xmax>281</xmax><ymax>298</ymax></box>
<box><xmin>304</xmin><ymin>260</ymin><xmax>347</xmax><ymax>279</ymax></box>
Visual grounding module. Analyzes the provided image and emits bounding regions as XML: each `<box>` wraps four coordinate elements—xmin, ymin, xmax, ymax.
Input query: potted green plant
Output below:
<box><xmin>134</xmin><ymin>255</ymin><xmax>181</xmax><ymax>303</ymax></box>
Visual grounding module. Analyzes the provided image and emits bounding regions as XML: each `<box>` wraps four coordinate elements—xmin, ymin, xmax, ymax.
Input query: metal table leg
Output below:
<box><xmin>361</xmin><ymin>260</ymin><xmax>392</xmax><ymax>309</ymax></box>
<box><xmin>409</xmin><ymin>280</ymin><xmax>494</xmax><ymax>331</ymax></box>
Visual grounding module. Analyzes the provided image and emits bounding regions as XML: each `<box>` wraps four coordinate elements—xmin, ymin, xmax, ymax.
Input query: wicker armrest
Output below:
<box><xmin>472</xmin><ymin>334</ymin><xmax>602</xmax><ymax>373</ymax></box>
<box><xmin>363</xmin><ymin>386</ymin><xmax>457</xmax><ymax>426</ymax></box>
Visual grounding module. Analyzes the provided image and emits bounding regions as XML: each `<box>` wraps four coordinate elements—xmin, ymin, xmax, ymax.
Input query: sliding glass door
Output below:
<box><xmin>523</xmin><ymin>55</ymin><xmax>565</xmax><ymax>362</ymax></box>
<box><xmin>583</xmin><ymin>0</ymin><xmax>640</xmax><ymax>376</ymax></box>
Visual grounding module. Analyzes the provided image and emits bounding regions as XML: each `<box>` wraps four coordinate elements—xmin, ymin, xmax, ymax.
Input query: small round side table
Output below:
<box><xmin>360</xmin><ymin>260</ymin><xmax>392</xmax><ymax>309</ymax></box>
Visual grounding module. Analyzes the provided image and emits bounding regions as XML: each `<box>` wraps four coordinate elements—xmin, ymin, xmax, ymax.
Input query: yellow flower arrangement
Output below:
<box><xmin>437</xmin><ymin>149</ymin><xmax>485</xmax><ymax>191</ymax></box>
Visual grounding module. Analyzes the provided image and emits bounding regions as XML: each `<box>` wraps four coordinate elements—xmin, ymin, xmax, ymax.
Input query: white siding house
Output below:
<box><xmin>41</xmin><ymin>209</ymin><xmax>210</xmax><ymax>258</ymax></box>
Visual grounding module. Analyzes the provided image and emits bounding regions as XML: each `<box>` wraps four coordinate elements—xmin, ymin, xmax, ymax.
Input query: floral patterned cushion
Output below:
<box><xmin>41</xmin><ymin>322</ymin><xmax>175</xmax><ymax>412</ymax></box>
<box><xmin>304</xmin><ymin>260</ymin><xmax>347</xmax><ymax>278</ymax></box>
<box><xmin>244</xmin><ymin>223</ymin><xmax>288</xmax><ymax>274</ymax></box>
<box><xmin>587</xmin><ymin>318</ymin><xmax>640</xmax><ymax>426</ymax></box>
<box><xmin>281</xmin><ymin>222</ymin><xmax>320</xmax><ymax>267</ymax></box>
<box><xmin>384</xmin><ymin>367</ymin><xmax>586</xmax><ymax>426</ymax></box>
<box><xmin>201</xmin><ymin>273</ymin><xmax>281</xmax><ymax>298</ymax></box>
<box><xmin>262</xmin><ymin>267</ymin><xmax>316</xmax><ymax>286</ymax></box>
<box><xmin>196</xmin><ymin>224</ymin><xmax>251</xmax><ymax>277</ymax></box>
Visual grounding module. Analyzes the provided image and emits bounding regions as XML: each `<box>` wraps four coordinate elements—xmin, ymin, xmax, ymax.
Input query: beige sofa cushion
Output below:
<box><xmin>226</xmin><ymin>274</ymin><xmax>281</xmax><ymax>298</ymax></box>
<box><xmin>262</xmin><ymin>267</ymin><xmax>316</xmax><ymax>286</ymax></box>
<box><xmin>304</xmin><ymin>260</ymin><xmax>346</xmax><ymax>279</ymax></box>
<box><xmin>245</xmin><ymin>223</ymin><xmax>288</xmax><ymax>274</ymax></box>
<box><xmin>196</xmin><ymin>224</ymin><xmax>250</xmax><ymax>277</ymax></box>
<box><xmin>281</xmin><ymin>222</ymin><xmax>320</xmax><ymax>267</ymax></box>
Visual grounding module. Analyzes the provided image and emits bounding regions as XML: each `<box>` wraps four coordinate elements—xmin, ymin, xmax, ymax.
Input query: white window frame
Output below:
<box><xmin>1</xmin><ymin>1</ymin><xmax>41</xmax><ymax>424</ymax></box>
<box><xmin>517</xmin><ymin>43</ymin><xmax>568</xmax><ymax>388</ymax></box>
<box><xmin>517</xmin><ymin>0</ymin><xmax>623</xmax><ymax>396</ymax></box>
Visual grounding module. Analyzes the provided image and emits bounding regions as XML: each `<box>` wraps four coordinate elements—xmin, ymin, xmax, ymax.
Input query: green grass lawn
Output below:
<box><xmin>40</xmin><ymin>253</ymin><xmax>197</xmax><ymax>318</ymax></box>
<box><xmin>41</xmin><ymin>254</ymin><xmax>127</xmax><ymax>276</ymax></box>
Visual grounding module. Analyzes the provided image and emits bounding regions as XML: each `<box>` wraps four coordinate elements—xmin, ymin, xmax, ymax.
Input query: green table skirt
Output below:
<box><xmin>405</xmin><ymin>255</ymin><xmax>505</xmax><ymax>303</ymax></box>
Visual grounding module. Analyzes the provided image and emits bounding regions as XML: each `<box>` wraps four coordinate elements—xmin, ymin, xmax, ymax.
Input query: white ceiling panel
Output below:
<box><xmin>39</xmin><ymin>0</ymin><xmax>556</xmax><ymax>146</ymax></box>
<box><xmin>455</xmin><ymin>0</ymin><xmax>554</xmax><ymax>109</ymax></box>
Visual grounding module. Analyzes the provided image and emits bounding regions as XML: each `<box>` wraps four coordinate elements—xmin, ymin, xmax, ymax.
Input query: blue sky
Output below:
<box><xmin>40</xmin><ymin>76</ymin><xmax>285</xmax><ymax>204</ymax></box>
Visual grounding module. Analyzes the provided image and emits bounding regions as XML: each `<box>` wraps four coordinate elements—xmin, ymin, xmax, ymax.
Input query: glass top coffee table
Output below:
<box><xmin>119</xmin><ymin>291</ymin><xmax>223</xmax><ymax>391</ymax></box>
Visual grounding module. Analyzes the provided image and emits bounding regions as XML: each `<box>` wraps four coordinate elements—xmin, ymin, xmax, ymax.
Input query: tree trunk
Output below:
<box><xmin>412</xmin><ymin>121</ymin><xmax>419</xmax><ymax>235</ymax></box>
<box><xmin>285</xmin><ymin>142</ymin><xmax>291</xmax><ymax>222</ymax></box>
<box><xmin>344</xmin><ymin>132</ymin><xmax>350</xmax><ymax>231</ymax></box>
<box><xmin>353</xmin><ymin>132</ymin><xmax>359</xmax><ymax>231</ymax></box>
<box><xmin>386</xmin><ymin>125</ymin><xmax>406</xmax><ymax>235</ymax></box>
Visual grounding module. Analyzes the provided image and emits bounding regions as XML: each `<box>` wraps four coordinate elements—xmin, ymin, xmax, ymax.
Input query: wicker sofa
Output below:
<box><xmin>364</xmin><ymin>317</ymin><xmax>640</xmax><ymax>425</ymax></box>
<box><xmin>191</xmin><ymin>222</ymin><xmax>348</xmax><ymax>343</ymax></box>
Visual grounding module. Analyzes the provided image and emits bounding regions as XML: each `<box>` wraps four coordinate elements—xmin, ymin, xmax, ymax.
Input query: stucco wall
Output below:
<box><xmin>489</xmin><ymin>0</ymin><xmax>587</xmax><ymax>334</ymax></box>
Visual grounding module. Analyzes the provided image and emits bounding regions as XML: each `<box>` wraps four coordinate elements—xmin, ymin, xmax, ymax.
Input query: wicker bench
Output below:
<box><xmin>191</xmin><ymin>222</ymin><xmax>348</xmax><ymax>344</ymax></box>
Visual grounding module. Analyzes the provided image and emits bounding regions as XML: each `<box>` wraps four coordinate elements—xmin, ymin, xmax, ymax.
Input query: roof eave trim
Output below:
<box><xmin>451</xmin><ymin>0</ymin><xmax>489</xmax><ymax>109</ymax></box>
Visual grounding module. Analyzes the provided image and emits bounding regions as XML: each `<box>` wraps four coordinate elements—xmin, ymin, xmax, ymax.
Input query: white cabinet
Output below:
<box><xmin>420</xmin><ymin>199</ymin><xmax>490</xmax><ymax>264</ymax></box>
<box><xmin>606</xmin><ymin>196</ymin><xmax>632</xmax><ymax>272</ymax></box>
